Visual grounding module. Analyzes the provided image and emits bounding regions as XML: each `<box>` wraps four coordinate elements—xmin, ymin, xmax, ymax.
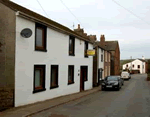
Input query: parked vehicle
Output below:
<box><xmin>101</xmin><ymin>76</ymin><xmax>122</xmax><ymax>91</ymax></box>
<box><xmin>121</xmin><ymin>71</ymin><xmax>131</xmax><ymax>80</ymax></box>
<box><xmin>117</xmin><ymin>76</ymin><xmax>124</xmax><ymax>86</ymax></box>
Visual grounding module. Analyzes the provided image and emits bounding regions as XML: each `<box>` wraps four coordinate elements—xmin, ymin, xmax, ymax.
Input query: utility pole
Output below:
<box><xmin>73</xmin><ymin>22</ymin><xmax>75</xmax><ymax>30</ymax></box>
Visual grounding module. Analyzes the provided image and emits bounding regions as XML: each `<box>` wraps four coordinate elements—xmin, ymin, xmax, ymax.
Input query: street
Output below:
<box><xmin>31</xmin><ymin>74</ymin><xmax>150</xmax><ymax>117</ymax></box>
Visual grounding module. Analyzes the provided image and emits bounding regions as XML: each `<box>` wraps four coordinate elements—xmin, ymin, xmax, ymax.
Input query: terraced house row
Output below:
<box><xmin>0</xmin><ymin>0</ymin><xmax>120</xmax><ymax>111</ymax></box>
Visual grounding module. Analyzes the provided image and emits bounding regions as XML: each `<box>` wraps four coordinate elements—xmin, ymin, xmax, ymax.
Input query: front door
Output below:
<box><xmin>80</xmin><ymin>66</ymin><xmax>88</xmax><ymax>92</ymax></box>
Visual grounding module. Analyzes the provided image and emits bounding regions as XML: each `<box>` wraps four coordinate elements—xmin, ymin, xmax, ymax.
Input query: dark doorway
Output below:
<box><xmin>80</xmin><ymin>66</ymin><xmax>88</xmax><ymax>92</ymax></box>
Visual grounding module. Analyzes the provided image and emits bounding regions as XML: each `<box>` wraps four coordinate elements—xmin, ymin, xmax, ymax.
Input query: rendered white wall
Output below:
<box><xmin>122</xmin><ymin>59</ymin><xmax>146</xmax><ymax>73</ymax></box>
<box><xmin>96</xmin><ymin>48</ymin><xmax>104</xmax><ymax>83</ymax></box>
<box><xmin>15</xmin><ymin>16</ymin><xmax>93</xmax><ymax>107</ymax></box>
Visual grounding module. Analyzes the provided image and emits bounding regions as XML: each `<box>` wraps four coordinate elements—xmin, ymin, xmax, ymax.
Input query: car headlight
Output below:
<box><xmin>102</xmin><ymin>83</ymin><xmax>105</xmax><ymax>85</ymax></box>
<box><xmin>114</xmin><ymin>82</ymin><xmax>118</xmax><ymax>85</ymax></box>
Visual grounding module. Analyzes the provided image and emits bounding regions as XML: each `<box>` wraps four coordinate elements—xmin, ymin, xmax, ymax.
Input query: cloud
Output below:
<box><xmin>11</xmin><ymin>0</ymin><xmax>150</xmax><ymax>59</ymax></box>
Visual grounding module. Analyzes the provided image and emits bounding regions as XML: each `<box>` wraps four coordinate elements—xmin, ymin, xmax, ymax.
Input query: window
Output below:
<box><xmin>108</xmin><ymin>53</ymin><xmax>110</xmax><ymax>62</ymax></box>
<box><xmin>109</xmin><ymin>66</ymin><xmax>110</xmax><ymax>75</ymax></box>
<box><xmin>101</xmin><ymin>54</ymin><xmax>103</xmax><ymax>62</ymax></box>
<box><xmin>143</xmin><ymin>65</ymin><xmax>144</xmax><ymax>69</ymax></box>
<box><xmin>105</xmin><ymin>51</ymin><xmax>107</xmax><ymax>62</ymax></box>
<box><xmin>101</xmin><ymin>49</ymin><xmax>103</xmax><ymax>53</ymax></box>
<box><xmin>105</xmin><ymin>66</ymin><xmax>107</xmax><ymax>77</ymax></box>
<box><xmin>50</xmin><ymin>65</ymin><xmax>59</xmax><ymax>89</ymax></box>
<box><xmin>35</xmin><ymin>23</ymin><xmax>47</xmax><ymax>51</ymax></box>
<box><xmin>84</xmin><ymin>41</ymin><xmax>88</xmax><ymax>58</ymax></box>
<box><xmin>33</xmin><ymin>65</ymin><xmax>46</xmax><ymax>93</ymax></box>
<box><xmin>132</xmin><ymin>65</ymin><xmax>134</xmax><ymax>68</ymax></box>
<box><xmin>69</xmin><ymin>36</ymin><xmax>75</xmax><ymax>56</ymax></box>
<box><xmin>126</xmin><ymin>65</ymin><xmax>128</xmax><ymax>67</ymax></box>
<box><xmin>68</xmin><ymin>65</ymin><xmax>74</xmax><ymax>85</ymax></box>
<box><xmin>138</xmin><ymin>65</ymin><xmax>140</xmax><ymax>68</ymax></box>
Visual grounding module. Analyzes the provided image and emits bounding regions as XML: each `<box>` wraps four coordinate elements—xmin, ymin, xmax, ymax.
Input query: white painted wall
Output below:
<box><xmin>15</xmin><ymin>16</ymin><xmax>93</xmax><ymax>107</ymax></box>
<box><xmin>122</xmin><ymin>59</ymin><xmax>146</xmax><ymax>73</ymax></box>
<box><xmin>97</xmin><ymin>48</ymin><xmax>104</xmax><ymax>82</ymax></box>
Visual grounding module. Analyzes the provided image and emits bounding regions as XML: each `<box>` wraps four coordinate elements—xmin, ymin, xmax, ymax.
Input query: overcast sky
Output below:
<box><xmin>11</xmin><ymin>0</ymin><xmax>150</xmax><ymax>59</ymax></box>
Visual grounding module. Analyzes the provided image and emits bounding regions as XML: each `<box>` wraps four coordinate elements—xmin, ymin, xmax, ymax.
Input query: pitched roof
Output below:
<box><xmin>95</xmin><ymin>42</ymin><xmax>105</xmax><ymax>50</ymax></box>
<box><xmin>137</xmin><ymin>59</ymin><xmax>147</xmax><ymax>62</ymax></box>
<box><xmin>104</xmin><ymin>41</ymin><xmax>118</xmax><ymax>51</ymax></box>
<box><xmin>0</xmin><ymin>0</ymin><xmax>93</xmax><ymax>44</ymax></box>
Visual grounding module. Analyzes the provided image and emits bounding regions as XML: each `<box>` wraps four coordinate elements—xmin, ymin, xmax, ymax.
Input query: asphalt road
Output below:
<box><xmin>31</xmin><ymin>74</ymin><xmax>150</xmax><ymax>117</ymax></box>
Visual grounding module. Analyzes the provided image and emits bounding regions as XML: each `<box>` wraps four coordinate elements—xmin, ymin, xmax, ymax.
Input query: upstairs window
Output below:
<box><xmin>138</xmin><ymin>65</ymin><xmax>140</xmax><ymax>68</ymax></box>
<box><xmin>84</xmin><ymin>41</ymin><xmax>88</xmax><ymax>58</ymax></box>
<box><xmin>35</xmin><ymin>23</ymin><xmax>47</xmax><ymax>51</ymax></box>
<box><xmin>68</xmin><ymin>65</ymin><xmax>74</xmax><ymax>85</ymax></box>
<box><xmin>105</xmin><ymin>51</ymin><xmax>107</xmax><ymax>62</ymax></box>
<box><xmin>126</xmin><ymin>65</ymin><xmax>128</xmax><ymax>67</ymax></box>
<box><xmin>69</xmin><ymin>36</ymin><xmax>75</xmax><ymax>56</ymax></box>
<box><xmin>101</xmin><ymin>54</ymin><xmax>103</xmax><ymax>62</ymax></box>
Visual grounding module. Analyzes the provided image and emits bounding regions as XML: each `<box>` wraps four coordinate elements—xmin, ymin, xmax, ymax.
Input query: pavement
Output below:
<box><xmin>30</xmin><ymin>74</ymin><xmax>150</xmax><ymax>117</ymax></box>
<box><xmin>0</xmin><ymin>86</ymin><xmax>100</xmax><ymax>117</ymax></box>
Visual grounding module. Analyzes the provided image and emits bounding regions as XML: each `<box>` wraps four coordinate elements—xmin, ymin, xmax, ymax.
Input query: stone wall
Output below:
<box><xmin>0</xmin><ymin>88</ymin><xmax>14</xmax><ymax>111</ymax></box>
<box><xmin>0</xmin><ymin>2</ymin><xmax>16</xmax><ymax>111</ymax></box>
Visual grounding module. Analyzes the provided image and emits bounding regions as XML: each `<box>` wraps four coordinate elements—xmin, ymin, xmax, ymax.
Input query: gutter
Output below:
<box><xmin>16</xmin><ymin>11</ymin><xmax>94</xmax><ymax>44</ymax></box>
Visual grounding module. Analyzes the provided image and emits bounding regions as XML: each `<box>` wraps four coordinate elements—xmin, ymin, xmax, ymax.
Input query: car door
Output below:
<box><xmin>118</xmin><ymin>77</ymin><xmax>122</xmax><ymax>86</ymax></box>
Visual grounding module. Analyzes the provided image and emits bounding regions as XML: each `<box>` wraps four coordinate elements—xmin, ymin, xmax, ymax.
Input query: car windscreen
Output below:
<box><xmin>121</xmin><ymin>72</ymin><xmax>128</xmax><ymax>75</ymax></box>
<box><xmin>106</xmin><ymin>76</ymin><xmax>118</xmax><ymax>81</ymax></box>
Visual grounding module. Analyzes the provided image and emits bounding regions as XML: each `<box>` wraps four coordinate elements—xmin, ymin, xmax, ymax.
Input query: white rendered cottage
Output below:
<box><xmin>0</xmin><ymin>0</ymin><xmax>94</xmax><ymax>109</ymax></box>
<box><xmin>122</xmin><ymin>57</ymin><xmax>147</xmax><ymax>74</ymax></box>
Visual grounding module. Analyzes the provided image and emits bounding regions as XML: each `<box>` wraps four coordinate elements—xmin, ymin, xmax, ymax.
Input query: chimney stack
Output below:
<box><xmin>100</xmin><ymin>35</ymin><xmax>105</xmax><ymax>42</ymax></box>
<box><xmin>142</xmin><ymin>56</ymin><xmax>145</xmax><ymax>60</ymax></box>
<box><xmin>88</xmin><ymin>35</ymin><xmax>97</xmax><ymax>41</ymax></box>
<box><xmin>74</xmin><ymin>24</ymin><xmax>84</xmax><ymax>35</ymax></box>
<box><xmin>78</xmin><ymin>24</ymin><xmax>80</xmax><ymax>29</ymax></box>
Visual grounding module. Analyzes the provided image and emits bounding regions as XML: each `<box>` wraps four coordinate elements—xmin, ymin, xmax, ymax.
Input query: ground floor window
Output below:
<box><xmin>50</xmin><ymin>65</ymin><xmax>59</xmax><ymax>89</ymax></box>
<box><xmin>68</xmin><ymin>65</ymin><xmax>74</xmax><ymax>85</ymax></box>
<box><xmin>33</xmin><ymin>65</ymin><xmax>46</xmax><ymax>93</ymax></box>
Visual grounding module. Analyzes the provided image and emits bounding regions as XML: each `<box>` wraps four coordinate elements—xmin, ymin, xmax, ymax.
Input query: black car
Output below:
<box><xmin>117</xmin><ymin>76</ymin><xmax>124</xmax><ymax>86</ymax></box>
<box><xmin>101</xmin><ymin>76</ymin><xmax>122</xmax><ymax>91</ymax></box>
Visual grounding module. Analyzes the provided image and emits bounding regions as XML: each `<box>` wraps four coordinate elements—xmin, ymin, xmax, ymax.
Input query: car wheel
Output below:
<box><xmin>117</xmin><ymin>86</ymin><xmax>120</xmax><ymax>91</ymax></box>
<box><xmin>101</xmin><ymin>87</ymin><xmax>105</xmax><ymax>91</ymax></box>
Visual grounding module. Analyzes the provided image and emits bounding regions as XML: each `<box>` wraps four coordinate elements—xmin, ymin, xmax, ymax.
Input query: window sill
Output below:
<box><xmin>69</xmin><ymin>54</ymin><xmax>75</xmax><ymax>56</ymax></box>
<box><xmin>50</xmin><ymin>85</ymin><xmax>59</xmax><ymax>89</ymax></box>
<box><xmin>68</xmin><ymin>82</ymin><xmax>75</xmax><ymax>85</ymax></box>
<box><xmin>84</xmin><ymin>80</ymin><xmax>88</xmax><ymax>82</ymax></box>
<box><xmin>35</xmin><ymin>49</ymin><xmax>47</xmax><ymax>52</ymax></box>
<box><xmin>33</xmin><ymin>88</ymin><xmax>46</xmax><ymax>94</ymax></box>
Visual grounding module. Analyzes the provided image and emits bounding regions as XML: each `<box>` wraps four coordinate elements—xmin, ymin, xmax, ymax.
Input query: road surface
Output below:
<box><xmin>31</xmin><ymin>74</ymin><xmax>150</xmax><ymax>117</ymax></box>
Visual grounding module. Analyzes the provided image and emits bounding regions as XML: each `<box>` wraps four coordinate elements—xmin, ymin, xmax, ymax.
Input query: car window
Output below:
<box><xmin>106</xmin><ymin>76</ymin><xmax>118</xmax><ymax>81</ymax></box>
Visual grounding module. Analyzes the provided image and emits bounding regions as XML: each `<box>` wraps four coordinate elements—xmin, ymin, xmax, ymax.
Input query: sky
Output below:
<box><xmin>11</xmin><ymin>0</ymin><xmax>150</xmax><ymax>59</ymax></box>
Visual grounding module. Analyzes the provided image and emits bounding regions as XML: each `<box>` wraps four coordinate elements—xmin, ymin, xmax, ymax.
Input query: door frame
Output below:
<box><xmin>80</xmin><ymin>66</ymin><xmax>88</xmax><ymax>92</ymax></box>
